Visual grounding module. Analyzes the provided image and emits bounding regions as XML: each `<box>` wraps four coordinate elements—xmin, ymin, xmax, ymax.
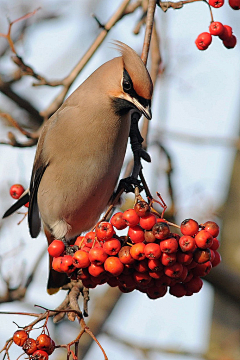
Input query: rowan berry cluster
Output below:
<box><xmin>196</xmin><ymin>23</ymin><xmax>237</xmax><ymax>50</ymax></box>
<box><xmin>48</xmin><ymin>200</ymin><xmax>221</xmax><ymax>300</ymax></box>
<box><xmin>195</xmin><ymin>0</ymin><xmax>239</xmax><ymax>51</ymax></box>
<box><xmin>13</xmin><ymin>330</ymin><xmax>55</xmax><ymax>359</ymax></box>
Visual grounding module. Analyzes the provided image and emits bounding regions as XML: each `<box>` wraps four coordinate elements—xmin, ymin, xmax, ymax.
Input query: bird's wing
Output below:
<box><xmin>2</xmin><ymin>191</ymin><xmax>30</xmax><ymax>218</ymax></box>
<box><xmin>28</xmin><ymin>123</ymin><xmax>49</xmax><ymax>238</ymax></box>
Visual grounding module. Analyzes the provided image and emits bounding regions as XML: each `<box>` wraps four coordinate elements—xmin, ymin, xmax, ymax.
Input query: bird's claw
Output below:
<box><xmin>118</xmin><ymin>177</ymin><xmax>144</xmax><ymax>194</ymax></box>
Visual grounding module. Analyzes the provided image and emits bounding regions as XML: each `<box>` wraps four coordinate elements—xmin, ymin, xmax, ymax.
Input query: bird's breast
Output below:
<box><xmin>37</xmin><ymin>108</ymin><xmax>131</xmax><ymax>240</ymax></box>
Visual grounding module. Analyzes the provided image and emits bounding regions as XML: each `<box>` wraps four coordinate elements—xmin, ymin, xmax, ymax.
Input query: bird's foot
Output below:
<box><xmin>117</xmin><ymin>176</ymin><xmax>144</xmax><ymax>194</ymax></box>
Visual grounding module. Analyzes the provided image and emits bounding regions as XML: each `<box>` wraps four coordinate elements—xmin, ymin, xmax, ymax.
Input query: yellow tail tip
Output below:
<box><xmin>47</xmin><ymin>287</ymin><xmax>60</xmax><ymax>295</ymax></box>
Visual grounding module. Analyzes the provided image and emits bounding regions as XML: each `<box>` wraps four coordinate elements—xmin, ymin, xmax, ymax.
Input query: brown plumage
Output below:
<box><xmin>3</xmin><ymin>41</ymin><xmax>153</xmax><ymax>294</ymax></box>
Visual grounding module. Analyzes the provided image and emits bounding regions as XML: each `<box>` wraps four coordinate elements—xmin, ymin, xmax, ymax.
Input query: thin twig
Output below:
<box><xmin>41</xmin><ymin>0</ymin><xmax>132</xmax><ymax>118</ymax></box>
<box><xmin>141</xmin><ymin>0</ymin><xmax>157</xmax><ymax>65</ymax></box>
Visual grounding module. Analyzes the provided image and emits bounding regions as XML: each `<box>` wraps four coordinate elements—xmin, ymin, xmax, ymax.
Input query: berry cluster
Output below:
<box><xmin>194</xmin><ymin>0</ymin><xmax>239</xmax><ymax>51</ymax></box>
<box><xmin>48</xmin><ymin>200</ymin><xmax>221</xmax><ymax>300</ymax></box>
<box><xmin>195</xmin><ymin>23</ymin><xmax>237</xmax><ymax>50</ymax></box>
<box><xmin>9</xmin><ymin>183</ymin><xmax>29</xmax><ymax>207</ymax></box>
<box><xmin>13</xmin><ymin>330</ymin><xmax>55</xmax><ymax>359</ymax></box>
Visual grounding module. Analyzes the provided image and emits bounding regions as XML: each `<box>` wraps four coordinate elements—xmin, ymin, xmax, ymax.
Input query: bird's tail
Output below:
<box><xmin>2</xmin><ymin>190</ymin><xmax>30</xmax><ymax>218</ymax></box>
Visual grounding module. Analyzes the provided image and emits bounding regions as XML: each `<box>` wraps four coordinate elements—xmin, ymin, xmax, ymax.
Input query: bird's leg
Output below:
<box><xmin>115</xmin><ymin>112</ymin><xmax>151</xmax><ymax>195</ymax></box>
<box><xmin>129</xmin><ymin>112</ymin><xmax>151</xmax><ymax>179</ymax></box>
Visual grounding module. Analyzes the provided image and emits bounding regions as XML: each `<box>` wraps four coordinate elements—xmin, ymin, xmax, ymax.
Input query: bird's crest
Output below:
<box><xmin>112</xmin><ymin>40</ymin><xmax>153</xmax><ymax>100</ymax></box>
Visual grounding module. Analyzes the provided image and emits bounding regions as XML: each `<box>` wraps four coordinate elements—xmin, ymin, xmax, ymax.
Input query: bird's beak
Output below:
<box><xmin>132</xmin><ymin>98</ymin><xmax>152</xmax><ymax>120</ymax></box>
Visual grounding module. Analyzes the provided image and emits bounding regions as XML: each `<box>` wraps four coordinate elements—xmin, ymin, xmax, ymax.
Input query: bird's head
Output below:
<box><xmin>109</xmin><ymin>41</ymin><xmax>153</xmax><ymax>120</ymax></box>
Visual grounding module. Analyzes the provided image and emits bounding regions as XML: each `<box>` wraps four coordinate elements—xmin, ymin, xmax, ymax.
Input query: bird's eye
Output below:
<box><xmin>123</xmin><ymin>80</ymin><xmax>132</xmax><ymax>92</ymax></box>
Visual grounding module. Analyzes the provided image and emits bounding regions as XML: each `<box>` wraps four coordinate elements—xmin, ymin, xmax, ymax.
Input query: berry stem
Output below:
<box><xmin>166</xmin><ymin>220</ymin><xmax>180</xmax><ymax>229</ymax></box>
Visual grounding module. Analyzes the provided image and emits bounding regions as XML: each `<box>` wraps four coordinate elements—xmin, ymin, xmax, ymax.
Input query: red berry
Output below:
<box><xmin>74</xmin><ymin>236</ymin><xmax>85</xmax><ymax>247</ymax></box>
<box><xmin>219</xmin><ymin>25</ymin><xmax>232</xmax><ymax>40</ymax></box>
<box><xmin>134</xmin><ymin>258</ymin><xmax>149</xmax><ymax>273</ymax></box>
<box><xmin>83</xmin><ymin>231</ymin><xmax>96</xmax><ymax>248</ymax></box>
<box><xmin>139</xmin><ymin>213</ymin><xmax>156</xmax><ymax>230</ymax></box>
<box><xmin>209</xmin><ymin>0</ymin><xmax>224</xmax><ymax>7</ymax></box>
<box><xmin>88</xmin><ymin>263</ymin><xmax>105</xmax><ymax>277</ymax></box>
<box><xmin>36</xmin><ymin>334</ymin><xmax>52</xmax><ymax>352</ymax></box>
<box><xmin>46</xmin><ymin>339</ymin><xmax>55</xmax><ymax>355</ymax></box>
<box><xmin>118</xmin><ymin>273</ymin><xmax>135</xmax><ymax>288</ymax></box>
<box><xmin>177</xmin><ymin>251</ymin><xmax>193</xmax><ymax>265</ymax></box>
<box><xmin>203</xmin><ymin>221</ymin><xmax>220</xmax><ymax>237</ymax></box>
<box><xmin>147</xmin><ymin>285</ymin><xmax>167</xmax><ymax>299</ymax></box>
<box><xmin>91</xmin><ymin>273</ymin><xmax>109</xmax><ymax>285</ymax></box>
<box><xmin>119</xmin><ymin>285</ymin><xmax>136</xmax><ymax>293</ymax></box>
<box><xmin>103</xmin><ymin>239</ymin><xmax>121</xmax><ymax>255</ymax></box>
<box><xmin>192</xmin><ymin>261</ymin><xmax>212</xmax><ymax>277</ymax></box>
<box><xmin>22</xmin><ymin>338</ymin><xmax>38</xmax><ymax>355</ymax></box>
<box><xmin>209</xmin><ymin>21</ymin><xmax>224</xmax><ymax>36</ymax></box>
<box><xmin>155</xmin><ymin>275</ymin><xmax>172</xmax><ymax>287</ymax></box>
<box><xmin>148</xmin><ymin>270</ymin><xmax>164</xmax><ymax>279</ymax></box>
<box><xmin>130</xmin><ymin>243</ymin><xmax>146</xmax><ymax>261</ymax></box>
<box><xmin>169</xmin><ymin>283</ymin><xmax>187</xmax><ymax>298</ymax></box>
<box><xmin>177</xmin><ymin>265</ymin><xmax>188</xmax><ymax>282</ymax></box>
<box><xmin>183</xmin><ymin>271</ymin><xmax>193</xmax><ymax>284</ymax></box>
<box><xmin>184</xmin><ymin>277</ymin><xmax>203</xmax><ymax>293</ymax></box>
<box><xmin>52</xmin><ymin>256</ymin><xmax>64</xmax><ymax>273</ymax></box>
<box><xmin>161</xmin><ymin>252</ymin><xmax>176</xmax><ymax>266</ymax></box>
<box><xmin>152</xmin><ymin>221</ymin><xmax>170</xmax><ymax>240</ymax></box>
<box><xmin>107</xmin><ymin>277</ymin><xmax>119</xmax><ymax>287</ymax></box>
<box><xmin>160</xmin><ymin>237</ymin><xmax>178</xmax><ymax>253</ymax></box>
<box><xmin>195</xmin><ymin>230</ymin><xmax>213</xmax><ymax>249</ymax></box>
<box><xmin>60</xmin><ymin>255</ymin><xmax>75</xmax><ymax>273</ymax></box>
<box><xmin>133</xmin><ymin>271</ymin><xmax>152</xmax><ymax>286</ymax></box>
<box><xmin>210</xmin><ymin>238</ymin><xmax>220</xmax><ymax>250</ymax></box>
<box><xmin>48</xmin><ymin>240</ymin><xmax>65</xmax><ymax>257</ymax></box>
<box><xmin>180</xmin><ymin>219</ymin><xmax>199</xmax><ymax>236</ymax></box>
<box><xmin>96</xmin><ymin>221</ymin><xmax>114</xmax><ymax>241</ymax></box>
<box><xmin>122</xmin><ymin>209</ymin><xmax>140</xmax><ymax>226</ymax></box>
<box><xmin>104</xmin><ymin>256</ymin><xmax>124</xmax><ymax>276</ymax></box>
<box><xmin>89</xmin><ymin>248</ymin><xmax>108</xmax><ymax>265</ymax></box>
<box><xmin>134</xmin><ymin>201</ymin><xmax>150</xmax><ymax>217</ymax></box>
<box><xmin>144</xmin><ymin>243</ymin><xmax>161</xmax><ymax>259</ymax></box>
<box><xmin>9</xmin><ymin>184</ymin><xmax>25</xmax><ymax>199</ymax></box>
<box><xmin>179</xmin><ymin>235</ymin><xmax>195</xmax><ymax>252</ymax></box>
<box><xmin>144</xmin><ymin>230</ymin><xmax>156</xmax><ymax>243</ymax></box>
<box><xmin>229</xmin><ymin>0</ymin><xmax>240</xmax><ymax>9</ymax></box>
<box><xmin>13</xmin><ymin>330</ymin><xmax>28</xmax><ymax>346</ymax></box>
<box><xmin>128</xmin><ymin>225</ymin><xmax>145</xmax><ymax>243</ymax></box>
<box><xmin>164</xmin><ymin>263</ymin><xmax>183</xmax><ymax>278</ymax></box>
<box><xmin>118</xmin><ymin>246</ymin><xmax>135</xmax><ymax>265</ymax></box>
<box><xmin>31</xmin><ymin>350</ymin><xmax>49</xmax><ymax>360</ymax></box>
<box><xmin>110</xmin><ymin>212</ymin><xmax>127</xmax><ymax>230</ymax></box>
<box><xmin>187</xmin><ymin>260</ymin><xmax>198</xmax><ymax>270</ymax></box>
<box><xmin>73</xmin><ymin>250</ymin><xmax>90</xmax><ymax>268</ymax></box>
<box><xmin>195</xmin><ymin>32</ymin><xmax>212</xmax><ymax>50</ymax></box>
<box><xmin>193</xmin><ymin>248</ymin><xmax>211</xmax><ymax>264</ymax></box>
<box><xmin>223</xmin><ymin>35</ymin><xmax>237</xmax><ymax>49</ymax></box>
<box><xmin>148</xmin><ymin>258</ymin><xmax>163</xmax><ymax>272</ymax></box>
<box><xmin>77</xmin><ymin>267</ymin><xmax>89</xmax><ymax>280</ymax></box>
<box><xmin>211</xmin><ymin>250</ymin><xmax>221</xmax><ymax>267</ymax></box>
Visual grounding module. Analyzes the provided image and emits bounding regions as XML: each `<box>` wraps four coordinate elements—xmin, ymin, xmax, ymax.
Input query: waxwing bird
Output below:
<box><xmin>3</xmin><ymin>41</ymin><xmax>153</xmax><ymax>293</ymax></box>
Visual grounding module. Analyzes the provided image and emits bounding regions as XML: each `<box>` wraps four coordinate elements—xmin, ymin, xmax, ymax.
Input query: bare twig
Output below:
<box><xmin>41</xmin><ymin>0</ymin><xmax>132</xmax><ymax>118</ymax></box>
<box><xmin>141</xmin><ymin>0</ymin><xmax>157</xmax><ymax>66</ymax></box>
<box><xmin>0</xmin><ymin>79</ymin><xmax>43</xmax><ymax>126</ymax></box>
<box><xmin>0</xmin><ymin>8</ymin><xmax>40</xmax><ymax>54</ymax></box>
